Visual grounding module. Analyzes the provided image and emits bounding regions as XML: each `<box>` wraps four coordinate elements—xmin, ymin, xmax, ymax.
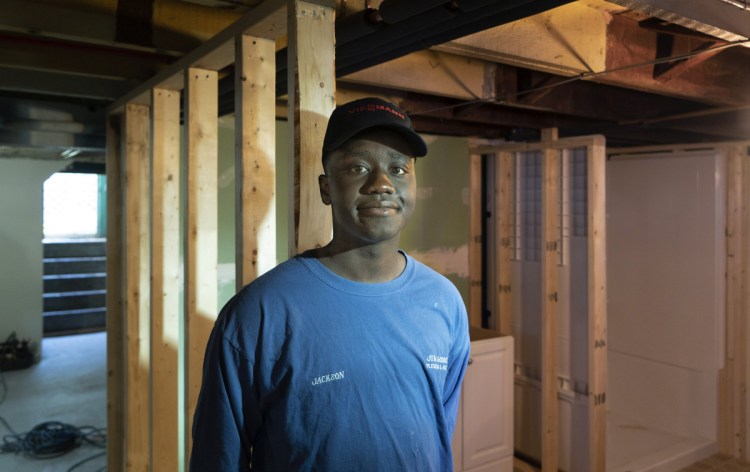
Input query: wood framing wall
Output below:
<box><xmin>104</xmin><ymin>1</ymin><xmax>335</xmax><ymax>469</ymax></box>
<box><xmin>471</xmin><ymin>135</ymin><xmax>608</xmax><ymax>471</ymax></box>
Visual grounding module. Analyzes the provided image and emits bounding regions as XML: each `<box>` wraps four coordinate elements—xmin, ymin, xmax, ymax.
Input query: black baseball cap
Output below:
<box><xmin>322</xmin><ymin>97</ymin><xmax>427</xmax><ymax>158</ymax></box>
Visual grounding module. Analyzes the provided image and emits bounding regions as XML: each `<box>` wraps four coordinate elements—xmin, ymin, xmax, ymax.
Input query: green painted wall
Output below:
<box><xmin>399</xmin><ymin>135</ymin><xmax>471</xmax><ymax>303</ymax></box>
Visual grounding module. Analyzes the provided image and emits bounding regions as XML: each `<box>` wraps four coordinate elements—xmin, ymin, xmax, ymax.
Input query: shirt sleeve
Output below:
<box><xmin>189</xmin><ymin>298</ymin><xmax>262</xmax><ymax>472</ymax></box>
<box><xmin>441</xmin><ymin>303</ymin><xmax>471</xmax><ymax>436</ymax></box>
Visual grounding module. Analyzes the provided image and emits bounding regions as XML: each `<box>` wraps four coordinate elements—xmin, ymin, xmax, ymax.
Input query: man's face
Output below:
<box><xmin>319</xmin><ymin>129</ymin><xmax>418</xmax><ymax>247</ymax></box>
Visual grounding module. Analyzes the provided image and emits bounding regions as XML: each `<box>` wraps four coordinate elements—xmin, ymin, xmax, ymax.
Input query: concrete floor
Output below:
<box><xmin>0</xmin><ymin>332</ymin><xmax>106</xmax><ymax>472</ymax></box>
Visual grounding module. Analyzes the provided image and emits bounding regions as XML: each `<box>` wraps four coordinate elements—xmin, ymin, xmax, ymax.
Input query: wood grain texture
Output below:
<box><xmin>184</xmin><ymin>67</ymin><xmax>219</xmax><ymax>460</ymax></box>
<box><xmin>496</xmin><ymin>151</ymin><xmax>513</xmax><ymax>336</ymax></box>
<box><xmin>124</xmin><ymin>102</ymin><xmax>151</xmax><ymax>472</ymax></box>
<box><xmin>235</xmin><ymin>34</ymin><xmax>276</xmax><ymax>289</ymax></box>
<box><xmin>151</xmin><ymin>88</ymin><xmax>181</xmax><ymax>472</ymax></box>
<box><xmin>287</xmin><ymin>0</ymin><xmax>335</xmax><ymax>254</ymax></box>
<box><xmin>468</xmin><ymin>153</ymin><xmax>482</xmax><ymax>328</ymax></box>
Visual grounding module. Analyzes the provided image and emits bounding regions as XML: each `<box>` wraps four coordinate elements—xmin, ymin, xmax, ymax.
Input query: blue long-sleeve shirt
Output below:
<box><xmin>190</xmin><ymin>252</ymin><xmax>470</xmax><ymax>471</ymax></box>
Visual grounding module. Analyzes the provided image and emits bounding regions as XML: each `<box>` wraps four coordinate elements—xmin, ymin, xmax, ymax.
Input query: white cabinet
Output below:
<box><xmin>452</xmin><ymin>329</ymin><xmax>514</xmax><ymax>472</ymax></box>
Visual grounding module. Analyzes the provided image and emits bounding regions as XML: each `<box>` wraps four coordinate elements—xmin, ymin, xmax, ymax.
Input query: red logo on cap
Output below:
<box><xmin>348</xmin><ymin>104</ymin><xmax>406</xmax><ymax>120</ymax></box>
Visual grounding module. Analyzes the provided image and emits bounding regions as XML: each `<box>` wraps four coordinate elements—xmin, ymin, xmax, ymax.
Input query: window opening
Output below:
<box><xmin>43</xmin><ymin>172</ymin><xmax>104</xmax><ymax>239</ymax></box>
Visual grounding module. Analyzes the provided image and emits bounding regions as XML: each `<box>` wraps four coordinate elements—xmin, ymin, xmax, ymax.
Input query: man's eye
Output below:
<box><xmin>390</xmin><ymin>167</ymin><xmax>406</xmax><ymax>176</ymax></box>
<box><xmin>349</xmin><ymin>165</ymin><xmax>368</xmax><ymax>174</ymax></box>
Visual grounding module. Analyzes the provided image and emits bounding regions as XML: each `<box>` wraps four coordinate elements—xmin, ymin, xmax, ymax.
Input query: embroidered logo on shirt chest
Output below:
<box><xmin>425</xmin><ymin>354</ymin><xmax>448</xmax><ymax>371</ymax></box>
<box><xmin>311</xmin><ymin>370</ymin><xmax>345</xmax><ymax>386</ymax></box>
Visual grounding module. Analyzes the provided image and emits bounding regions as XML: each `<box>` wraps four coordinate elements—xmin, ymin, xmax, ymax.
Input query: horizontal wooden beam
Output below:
<box><xmin>472</xmin><ymin>134</ymin><xmax>605</xmax><ymax>154</ymax></box>
<box><xmin>108</xmin><ymin>0</ymin><xmax>286</xmax><ymax>114</ymax></box>
<box><xmin>341</xmin><ymin>49</ymin><xmax>493</xmax><ymax>101</ymax></box>
<box><xmin>433</xmin><ymin>2</ymin><xmax>608</xmax><ymax>77</ymax></box>
<box><xmin>608</xmin><ymin>140</ymin><xmax>750</xmax><ymax>156</ymax></box>
<box><xmin>432</xmin><ymin>1</ymin><xmax>748</xmax><ymax>106</ymax></box>
<box><xmin>0</xmin><ymin>32</ymin><xmax>171</xmax><ymax>80</ymax></box>
<box><xmin>0</xmin><ymin>65</ymin><xmax>134</xmax><ymax>100</ymax></box>
<box><xmin>0</xmin><ymin>0</ymin><xmax>247</xmax><ymax>55</ymax></box>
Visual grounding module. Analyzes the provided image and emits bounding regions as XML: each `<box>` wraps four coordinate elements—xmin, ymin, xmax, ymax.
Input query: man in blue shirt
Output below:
<box><xmin>190</xmin><ymin>97</ymin><xmax>471</xmax><ymax>471</ymax></box>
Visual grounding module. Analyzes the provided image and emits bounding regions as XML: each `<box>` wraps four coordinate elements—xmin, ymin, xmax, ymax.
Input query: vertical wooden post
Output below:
<box><xmin>106</xmin><ymin>113</ymin><xmax>125</xmax><ymax>472</ymax></box>
<box><xmin>587</xmin><ymin>138</ymin><xmax>607</xmax><ymax>471</ymax></box>
<box><xmin>720</xmin><ymin>146</ymin><xmax>748</xmax><ymax>460</ymax></box>
<box><xmin>184</xmin><ymin>67</ymin><xmax>219</xmax><ymax>459</ymax></box>
<box><xmin>123</xmin><ymin>103</ymin><xmax>151</xmax><ymax>472</ymax></box>
<box><xmin>496</xmin><ymin>151</ymin><xmax>513</xmax><ymax>336</ymax></box>
<box><xmin>235</xmin><ymin>34</ymin><xmax>277</xmax><ymax>289</ymax></box>
<box><xmin>151</xmin><ymin>88</ymin><xmax>181</xmax><ymax>471</ymax></box>
<box><xmin>541</xmin><ymin>146</ymin><xmax>560</xmax><ymax>472</ymax></box>
<box><xmin>468</xmin><ymin>153</ymin><xmax>483</xmax><ymax>328</ymax></box>
<box><xmin>743</xmin><ymin>149</ymin><xmax>750</xmax><ymax>462</ymax></box>
<box><xmin>287</xmin><ymin>0</ymin><xmax>335</xmax><ymax>254</ymax></box>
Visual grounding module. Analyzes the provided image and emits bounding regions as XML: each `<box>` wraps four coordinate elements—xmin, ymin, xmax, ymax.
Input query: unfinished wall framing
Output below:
<box><xmin>471</xmin><ymin>135</ymin><xmax>607</xmax><ymax>471</ymax></box>
<box><xmin>104</xmin><ymin>1</ymin><xmax>335</xmax><ymax>469</ymax></box>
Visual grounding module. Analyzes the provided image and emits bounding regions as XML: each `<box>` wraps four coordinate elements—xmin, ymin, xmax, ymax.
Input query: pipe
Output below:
<box><xmin>378</xmin><ymin>0</ymin><xmax>449</xmax><ymax>24</ymax></box>
<box><xmin>336</xmin><ymin>5</ymin><xmax>459</xmax><ymax>62</ymax></box>
<box><xmin>336</xmin><ymin>7</ymin><xmax>384</xmax><ymax>45</ymax></box>
<box><xmin>455</xmin><ymin>0</ymin><xmax>503</xmax><ymax>12</ymax></box>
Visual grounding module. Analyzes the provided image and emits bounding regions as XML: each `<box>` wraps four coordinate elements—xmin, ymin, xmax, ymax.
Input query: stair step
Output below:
<box><xmin>43</xmin><ymin>273</ymin><xmax>106</xmax><ymax>292</ymax></box>
<box><xmin>43</xmin><ymin>290</ymin><xmax>106</xmax><ymax>312</ymax></box>
<box><xmin>43</xmin><ymin>239</ymin><xmax>106</xmax><ymax>258</ymax></box>
<box><xmin>44</xmin><ymin>256</ymin><xmax>106</xmax><ymax>275</ymax></box>
<box><xmin>43</xmin><ymin>308</ymin><xmax>106</xmax><ymax>335</ymax></box>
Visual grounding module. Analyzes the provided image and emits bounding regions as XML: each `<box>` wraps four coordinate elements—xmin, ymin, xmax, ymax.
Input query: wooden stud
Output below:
<box><xmin>541</xmin><ymin>146</ymin><xmax>560</xmax><ymax>472</ymax></box>
<box><xmin>468</xmin><ymin>153</ymin><xmax>483</xmax><ymax>328</ymax></box>
<box><xmin>151</xmin><ymin>88</ymin><xmax>181</xmax><ymax>471</ymax></box>
<box><xmin>287</xmin><ymin>0</ymin><xmax>335</xmax><ymax>254</ymax></box>
<box><xmin>496</xmin><ymin>151</ymin><xmax>513</xmax><ymax>336</ymax></box>
<box><xmin>477</xmin><ymin>135</ymin><xmax>608</xmax><ymax>470</ymax></box>
<box><xmin>742</xmin><ymin>149</ymin><xmax>749</xmax><ymax>462</ymax></box>
<box><xmin>720</xmin><ymin>146</ymin><xmax>748</xmax><ymax>460</ymax></box>
<box><xmin>105</xmin><ymin>112</ymin><xmax>125</xmax><ymax>472</ymax></box>
<box><xmin>235</xmin><ymin>34</ymin><xmax>277</xmax><ymax>289</ymax></box>
<box><xmin>184</xmin><ymin>67</ymin><xmax>219</xmax><ymax>459</ymax></box>
<box><xmin>587</xmin><ymin>137</ymin><xmax>607</xmax><ymax>471</ymax></box>
<box><xmin>107</xmin><ymin>0</ymin><xmax>287</xmax><ymax>113</ymax></box>
<box><xmin>123</xmin><ymin>103</ymin><xmax>151</xmax><ymax>471</ymax></box>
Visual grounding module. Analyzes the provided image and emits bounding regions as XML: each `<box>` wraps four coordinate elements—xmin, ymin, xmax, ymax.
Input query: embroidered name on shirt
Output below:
<box><xmin>312</xmin><ymin>370</ymin><xmax>345</xmax><ymax>386</ymax></box>
<box><xmin>425</xmin><ymin>354</ymin><xmax>448</xmax><ymax>371</ymax></box>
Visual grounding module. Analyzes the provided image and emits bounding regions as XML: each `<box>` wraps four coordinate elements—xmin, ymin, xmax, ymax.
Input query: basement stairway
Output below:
<box><xmin>43</xmin><ymin>239</ymin><xmax>106</xmax><ymax>336</ymax></box>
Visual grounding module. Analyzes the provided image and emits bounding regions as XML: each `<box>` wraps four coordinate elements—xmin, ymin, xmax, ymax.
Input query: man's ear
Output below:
<box><xmin>319</xmin><ymin>174</ymin><xmax>331</xmax><ymax>205</ymax></box>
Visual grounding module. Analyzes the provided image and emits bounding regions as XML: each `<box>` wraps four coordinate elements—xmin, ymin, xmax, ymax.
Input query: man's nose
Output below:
<box><xmin>363</xmin><ymin>168</ymin><xmax>395</xmax><ymax>194</ymax></box>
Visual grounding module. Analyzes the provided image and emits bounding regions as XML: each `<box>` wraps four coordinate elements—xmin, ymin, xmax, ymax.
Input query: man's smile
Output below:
<box><xmin>357</xmin><ymin>199</ymin><xmax>400</xmax><ymax>216</ymax></box>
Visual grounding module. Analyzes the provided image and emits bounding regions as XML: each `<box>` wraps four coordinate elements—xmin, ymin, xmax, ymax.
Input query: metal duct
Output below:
<box><xmin>606</xmin><ymin>0</ymin><xmax>749</xmax><ymax>42</ymax></box>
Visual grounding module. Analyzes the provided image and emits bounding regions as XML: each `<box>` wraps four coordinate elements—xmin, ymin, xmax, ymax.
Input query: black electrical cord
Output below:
<box><xmin>0</xmin><ymin>354</ymin><xmax>107</xmax><ymax>471</ymax></box>
<box><xmin>0</xmin><ymin>420</ymin><xmax>105</xmax><ymax>458</ymax></box>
